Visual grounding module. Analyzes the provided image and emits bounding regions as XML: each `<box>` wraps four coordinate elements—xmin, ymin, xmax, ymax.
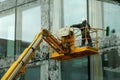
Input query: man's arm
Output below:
<box><xmin>70</xmin><ymin>23</ymin><xmax>83</xmax><ymax>28</ymax></box>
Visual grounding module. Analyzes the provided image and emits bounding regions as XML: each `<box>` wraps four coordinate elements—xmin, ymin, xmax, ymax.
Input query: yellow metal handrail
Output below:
<box><xmin>72</xmin><ymin>27</ymin><xmax>99</xmax><ymax>49</ymax></box>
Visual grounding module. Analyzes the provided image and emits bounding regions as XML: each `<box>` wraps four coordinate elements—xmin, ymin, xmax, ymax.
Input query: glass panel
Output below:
<box><xmin>62</xmin><ymin>0</ymin><xmax>88</xmax><ymax>80</ymax></box>
<box><xmin>102</xmin><ymin>49</ymin><xmax>120</xmax><ymax>80</ymax></box>
<box><xmin>21</xmin><ymin>6</ymin><xmax>41</xmax><ymax>53</ymax></box>
<box><xmin>22</xmin><ymin>6</ymin><xmax>41</xmax><ymax>42</ymax></box>
<box><xmin>0</xmin><ymin>0</ymin><xmax>5</xmax><ymax>2</ymax></box>
<box><xmin>103</xmin><ymin>2</ymin><xmax>120</xmax><ymax>33</ymax></box>
<box><xmin>24</xmin><ymin>66</ymin><xmax>40</xmax><ymax>80</ymax></box>
<box><xmin>103</xmin><ymin>3</ymin><xmax>120</xmax><ymax>80</ymax></box>
<box><xmin>61</xmin><ymin>57</ymin><xmax>88</xmax><ymax>80</ymax></box>
<box><xmin>63</xmin><ymin>0</ymin><xmax>87</xmax><ymax>26</ymax></box>
<box><xmin>0</xmin><ymin>14</ymin><xmax>15</xmax><ymax>57</ymax></box>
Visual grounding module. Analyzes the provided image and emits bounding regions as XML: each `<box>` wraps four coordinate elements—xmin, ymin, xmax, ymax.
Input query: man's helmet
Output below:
<box><xmin>82</xmin><ymin>18</ymin><xmax>87</xmax><ymax>22</ymax></box>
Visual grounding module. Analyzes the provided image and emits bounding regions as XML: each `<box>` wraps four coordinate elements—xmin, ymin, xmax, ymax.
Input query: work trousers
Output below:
<box><xmin>81</xmin><ymin>31</ymin><xmax>92</xmax><ymax>46</ymax></box>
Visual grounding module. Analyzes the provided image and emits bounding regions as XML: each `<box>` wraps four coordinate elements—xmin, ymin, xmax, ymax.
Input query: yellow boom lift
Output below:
<box><xmin>1</xmin><ymin>27</ymin><xmax>99</xmax><ymax>80</ymax></box>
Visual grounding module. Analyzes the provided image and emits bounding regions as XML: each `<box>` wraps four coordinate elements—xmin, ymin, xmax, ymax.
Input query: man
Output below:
<box><xmin>71</xmin><ymin>19</ymin><xmax>92</xmax><ymax>46</ymax></box>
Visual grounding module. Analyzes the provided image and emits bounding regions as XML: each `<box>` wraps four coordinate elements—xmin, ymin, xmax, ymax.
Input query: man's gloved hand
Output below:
<box><xmin>70</xmin><ymin>25</ymin><xmax>75</xmax><ymax>28</ymax></box>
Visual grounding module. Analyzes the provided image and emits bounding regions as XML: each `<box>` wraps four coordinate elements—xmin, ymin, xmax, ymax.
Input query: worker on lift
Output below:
<box><xmin>70</xmin><ymin>18</ymin><xmax>92</xmax><ymax>47</ymax></box>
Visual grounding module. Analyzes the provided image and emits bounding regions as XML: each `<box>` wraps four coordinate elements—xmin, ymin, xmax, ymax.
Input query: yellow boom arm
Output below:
<box><xmin>1</xmin><ymin>27</ymin><xmax>98</xmax><ymax>80</ymax></box>
<box><xmin>1</xmin><ymin>29</ymin><xmax>65</xmax><ymax>80</ymax></box>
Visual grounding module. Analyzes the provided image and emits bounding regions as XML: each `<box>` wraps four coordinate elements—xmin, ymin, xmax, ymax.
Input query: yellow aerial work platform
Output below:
<box><xmin>50</xmin><ymin>46</ymin><xmax>98</xmax><ymax>60</ymax></box>
<box><xmin>1</xmin><ymin>27</ymin><xmax>103</xmax><ymax>80</ymax></box>
<box><xmin>50</xmin><ymin>27</ymin><xmax>99</xmax><ymax>60</ymax></box>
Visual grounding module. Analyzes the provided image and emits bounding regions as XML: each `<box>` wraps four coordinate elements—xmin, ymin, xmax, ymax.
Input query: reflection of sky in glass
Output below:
<box><xmin>104</xmin><ymin>2</ymin><xmax>120</xmax><ymax>32</ymax></box>
<box><xmin>0</xmin><ymin>0</ymin><xmax>5</xmax><ymax>2</ymax></box>
<box><xmin>0</xmin><ymin>14</ymin><xmax>15</xmax><ymax>40</ymax></box>
<box><xmin>62</xmin><ymin>1</ymin><xmax>88</xmax><ymax>80</ymax></box>
<box><xmin>64</xmin><ymin>0</ymin><xmax>87</xmax><ymax>26</ymax></box>
<box><xmin>22</xmin><ymin>6</ymin><xmax>41</xmax><ymax>42</ymax></box>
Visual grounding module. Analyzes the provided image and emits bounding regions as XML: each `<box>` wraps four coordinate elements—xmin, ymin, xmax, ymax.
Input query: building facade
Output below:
<box><xmin>0</xmin><ymin>0</ymin><xmax>120</xmax><ymax>80</ymax></box>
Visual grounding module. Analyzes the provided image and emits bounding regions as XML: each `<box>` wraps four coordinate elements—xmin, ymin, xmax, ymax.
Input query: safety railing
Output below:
<box><xmin>72</xmin><ymin>27</ymin><xmax>100</xmax><ymax>49</ymax></box>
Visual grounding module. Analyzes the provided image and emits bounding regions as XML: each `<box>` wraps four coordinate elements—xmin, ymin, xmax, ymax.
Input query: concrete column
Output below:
<box><xmin>40</xmin><ymin>0</ymin><xmax>62</xmax><ymax>80</ymax></box>
<box><xmin>50</xmin><ymin>0</ymin><xmax>62</xmax><ymax>80</ymax></box>
<box><xmin>41</xmin><ymin>0</ymin><xmax>50</xmax><ymax>30</ymax></box>
<box><xmin>52</xmin><ymin>0</ymin><xmax>63</xmax><ymax>34</ymax></box>
<box><xmin>15</xmin><ymin>7</ymin><xmax>22</xmax><ymax>56</ymax></box>
<box><xmin>48</xmin><ymin>60</ymin><xmax>61</xmax><ymax>80</ymax></box>
<box><xmin>89</xmin><ymin>0</ymin><xmax>103</xmax><ymax>29</ymax></box>
<box><xmin>88</xmin><ymin>0</ymin><xmax>103</xmax><ymax>80</ymax></box>
<box><xmin>40</xmin><ymin>60</ymin><xmax>49</xmax><ymax>80</ymax></box>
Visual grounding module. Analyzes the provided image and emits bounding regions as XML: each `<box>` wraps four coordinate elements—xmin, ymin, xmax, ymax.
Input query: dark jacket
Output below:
<box><xmin>71</xmin><ymin>20</ymin><xmax>90</xmax><ymax>32</ymax></box>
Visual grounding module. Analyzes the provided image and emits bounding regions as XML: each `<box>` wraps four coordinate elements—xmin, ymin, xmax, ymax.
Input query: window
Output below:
<box><xmin>103</xmin><ymin>2</ymin><xmax>120</xmax><ymax>33</ymax></box>
<box><xmin>22</xmin><ymin>6</ymin><xmax>41</xmax><ymax>42</ymax></box>
<box><xmin>63</xmin><ymin>0</ymin><xmax>87</xmax><ymax>26</ymax></box>
<box><xmin>0</xmin><ymin>0</ymin><xmax>5</xmax><ymax>2</ymax></box>
<box><xmin>25</xmin><ymin>66</ymin><xmax>40</xmax><ymax>80</ymax></box>
<box><xmin>103</xmin><ymin>2</ymin><xmax>120</xmax><ymax>80</ymax></box>
<box><xmin>0</xmin><ymin>14</ymin><xmax>15</xmax><ymax>57</ymax></box>
<box><xmin>61</xmin><ymin>57</ymin><xmax>88</xmax><ymax>80</ymax></box>
<box><xmin>62</xmin><ymin>0</ymin><xmax>88</xmax><ymax>80</ymax></box>
<box><xmin>21</xmin><ymin>6</ymin><xmax>41</xmax><ymax>52</ymax></box>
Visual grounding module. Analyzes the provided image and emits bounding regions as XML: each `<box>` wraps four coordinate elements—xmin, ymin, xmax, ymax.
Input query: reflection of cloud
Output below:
<box><xmin>104</xmin><ymin>3</ymin><xmax>120</xmax><ymax>32</ymax></box>
<box><xmin>22</xmin><ymin>6</ymin><xmax>41</xmax><ymax>42</ymax></box>
<box><xmin>0</xmin><ymin>6</ymin><xmax>41</xmax><ymax>41</ymax></box>
<box><xmin>0</xmin><ymin>0</ymin><xmax>5</xmax><ymax>2</ymax></box>
<box><xmin>64</xmin><ymin>0</ymin><xmax>87</xmax><ymax>26</ymax></box>
<box><xmin>0</xmin><ymin>14</ymin><xmax>15</xmax><ymax>40</ymax></box>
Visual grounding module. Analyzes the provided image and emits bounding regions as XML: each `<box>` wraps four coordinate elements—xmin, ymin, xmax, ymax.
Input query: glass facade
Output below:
<box><xmin>21</xmin><ymin>6</ymin><xmax>41</xmax><ymax>53</ymax></box>
<box><xmin>61</xmin><ymin>57</ymin><xmax>88</xmax><ymax>80</ymax></box>
<box><xmin>61</xmin><ymin>0</ymin><xmax>88</xmax><ymax>80</ymax></box>
<box><xmin>0</xmin><ymin>14</ymin><xmax>15</xmax><ymax>57</ymax></box>
<box><xmin>102</xmin><ymin>2</ymin><xmax>120</xmax><ymax>80</ymax></box>
<box><xmin>24</xmin><ymin>66</ymin><xmax>40</xmax><ymax>80</ymax></box>
<box><xmin>0</xmin><ymin>0</ymin><xmax>41</xmax><ymax>79</ymax></box>
<box><xmin>20</xmin><ymin>3</ymin><xmax>41</xmax><ymax>80</ymax></box>
<box><xmin>102</xmin><ymin>49</ymin><xmax>120</xmax><ymax>80</ymax></box>
<box><xmin>103</xmin><ymin>2</ymin><xmax>120</xmax><ymax>33</ymax></box>
<box><xmin>63</xmin><ymin>0</ymin><xmax>87</xmax><ymax>26</ymax></box>
<box><xmin>22</xmin><ymin>6</ymin><xmax>41</xmax><ymax>42</ymax></box>
<box><xmin>0</xmin><ymin>0</ymin><xmax>120</xmax><ymax>80</ymax></box>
